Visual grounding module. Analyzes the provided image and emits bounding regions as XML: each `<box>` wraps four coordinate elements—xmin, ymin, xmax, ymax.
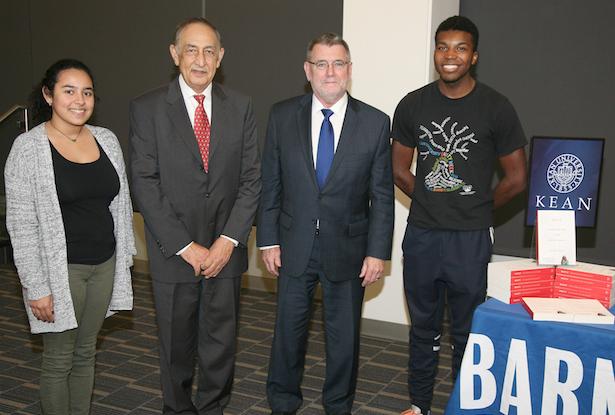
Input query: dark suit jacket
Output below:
<box><xmin>130</xmin><ymin>79</ymin><xmax>261</xmax><ymax>282</ymax></box>
<box><xmin>257</xmin><ymin>94</ymin><xmax>394</xmax><ymax>281</ymax></box>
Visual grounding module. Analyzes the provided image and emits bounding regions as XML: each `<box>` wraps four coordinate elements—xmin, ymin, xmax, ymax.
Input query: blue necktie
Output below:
<box><xmin>316</xmin><ymin>109</ymin><xmax>334</xmax><ymax>190</ymax></box>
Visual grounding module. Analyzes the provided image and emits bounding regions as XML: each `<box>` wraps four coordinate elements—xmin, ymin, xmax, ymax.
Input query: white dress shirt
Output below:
<box><xmin>178</xmin><ymin>74</ymin><xmax>213</xmax><ymax>128</ymax></box>
<box><xmin>310</xmin><ymin>92</ymin><xmax>348</xmax><ymax>166</ymax></box>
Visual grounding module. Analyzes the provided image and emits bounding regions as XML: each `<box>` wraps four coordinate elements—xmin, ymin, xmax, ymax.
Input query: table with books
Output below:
<box><xmin>445</xmin><ymin>259</ymin><xmax>615</xmax><ymax>415</ymax></box>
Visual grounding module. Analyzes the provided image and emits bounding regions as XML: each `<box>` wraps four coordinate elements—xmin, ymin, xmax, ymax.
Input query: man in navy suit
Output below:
<box><xmin>257</xmin><ymin>33</ymin><xmax>394</xmax><ymax>415</ymax></box>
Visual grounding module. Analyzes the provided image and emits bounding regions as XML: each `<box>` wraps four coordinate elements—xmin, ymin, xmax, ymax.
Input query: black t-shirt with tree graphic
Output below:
<box><xmin>392</xmin><ymin>81</ymin><xmax>526</xmax><ymax>230</ymax></box>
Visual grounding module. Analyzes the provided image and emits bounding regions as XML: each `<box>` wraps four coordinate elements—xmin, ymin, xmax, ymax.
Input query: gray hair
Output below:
<box><xmin>173</xmin><ymin>17</ymin><xmax>222</xmax><ymax>47</ymax></box>
<box><xmin>306</xmin><ymin>32</ymin><xmax>350</xmax><ymax>61</ymax></box>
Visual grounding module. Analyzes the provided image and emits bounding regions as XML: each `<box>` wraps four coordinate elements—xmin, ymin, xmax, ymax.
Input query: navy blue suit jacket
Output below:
<box><xmin>257</xmin><ymin>94</ymin><xmax>394</xmax><ymax>281</ymax></box>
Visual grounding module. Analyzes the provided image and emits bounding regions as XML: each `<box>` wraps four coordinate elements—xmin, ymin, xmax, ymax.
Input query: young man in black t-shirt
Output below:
<box><xmin>392</xmin><ymin>16</ymin><xmax>527</xmax><ymax>415</ymax></box>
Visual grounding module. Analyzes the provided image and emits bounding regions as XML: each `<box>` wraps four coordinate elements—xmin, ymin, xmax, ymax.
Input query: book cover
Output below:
<box><xmin>536</xmin><ymin>210</ymin><xmax>577</xmax><ymax>266</ymax></box>
<box><xmin>522</xmin><ymin>297</ymin><xmax>614</xmax><ymax>324</ymax></box>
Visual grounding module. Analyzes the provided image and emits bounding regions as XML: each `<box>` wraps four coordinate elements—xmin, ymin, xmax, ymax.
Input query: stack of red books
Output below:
<box><xmin>488</xmin><ymin>259</ymin><xmax>615</xmax><ymax>307</ymax></box>
<box><xmin>487</xmin><ymin>259</ymin><xmax>555</xmax><ymax>304</ymax></box>
<box><xmin>555</xmin><ymin>263</ymin><xmax>615</xmax><ymax>308</ymax></box>
<box><xmin>509</xmin><ymin>267</ymin><xmax>555</xmax><ymax>304</ymax></box>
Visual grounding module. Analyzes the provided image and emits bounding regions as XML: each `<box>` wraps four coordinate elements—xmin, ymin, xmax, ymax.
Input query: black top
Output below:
<box><xmin>50</xmin><ymin>139</ymin><xmax>120</xmax><ymax>265</ymax></box>
<box><xmin>392</xmin><ymin>81</ymin><xmax>527</xmax><ymax>230</ymax></box>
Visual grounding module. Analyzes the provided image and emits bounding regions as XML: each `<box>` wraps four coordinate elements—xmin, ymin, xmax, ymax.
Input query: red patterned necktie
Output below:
<box><xmin>193</xmin><ymin>94</ymin><xmax>210</xmax><ymax>172</ymax></box>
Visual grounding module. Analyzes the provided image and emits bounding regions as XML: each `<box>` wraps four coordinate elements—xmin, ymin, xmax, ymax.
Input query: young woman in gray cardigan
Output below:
<box><xmin>4</xmin><ymin>59</ymin><xmax>136</xmax><ymax>414</ymax></box>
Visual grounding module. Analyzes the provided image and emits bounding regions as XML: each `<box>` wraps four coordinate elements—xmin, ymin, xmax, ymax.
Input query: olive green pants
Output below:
<box><xmin>40</xmin><ymin>254</ymin><xmax>115</xmax><ymax>415</ymax></box>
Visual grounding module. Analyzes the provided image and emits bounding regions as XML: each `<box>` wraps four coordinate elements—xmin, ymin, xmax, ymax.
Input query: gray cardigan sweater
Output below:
<box><xmin>4</xmin><ymin>123</ymin><xmax>136</xmax><ymax>334</ymax></box>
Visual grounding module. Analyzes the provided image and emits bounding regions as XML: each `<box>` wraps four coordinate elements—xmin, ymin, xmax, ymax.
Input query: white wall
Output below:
<box><xmin>343</xmin><ymin>0</ymin><xmax>459</xmax><ymax>325</ymax></box>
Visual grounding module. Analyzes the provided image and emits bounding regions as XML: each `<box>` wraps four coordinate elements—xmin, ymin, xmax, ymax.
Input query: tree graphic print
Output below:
<box><xmin>418</xmin><ymin>116</ymin><xmax>477</xmax><ymax>192</ymax></box>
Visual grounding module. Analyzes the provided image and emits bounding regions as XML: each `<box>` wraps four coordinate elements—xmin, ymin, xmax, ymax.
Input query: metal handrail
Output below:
<box><xmin>0</xmin><ymin>105</ymin><xmax>29</xmax><ymax>131</ymax></box>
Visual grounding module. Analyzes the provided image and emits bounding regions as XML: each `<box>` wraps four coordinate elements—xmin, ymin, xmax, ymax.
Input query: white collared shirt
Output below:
<box><xmin>310</xmin><ymin>93</ymin><xmax>349</xmax><ymax>166</ymax></box>
<box><xmin>178</xmin><ymin>74</ymin><xmax>213</xmax><ymax>127</ymax></box>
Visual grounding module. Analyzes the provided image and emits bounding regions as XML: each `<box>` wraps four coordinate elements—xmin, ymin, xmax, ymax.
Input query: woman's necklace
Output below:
<box><xmin>47</xmin><ymin>122</ymin><xmax>82</xmax><ymax>143</ymax></box>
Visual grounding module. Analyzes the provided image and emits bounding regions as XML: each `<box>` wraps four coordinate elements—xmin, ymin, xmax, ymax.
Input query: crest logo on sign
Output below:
<box><xmin>546</xmin><ymin>154</ymin><xmax>584</xmax><ymax>194</ymax></box>
<box><xmin>526</xmin><ymin>137</ymin><xmax>604</xmax><ymax>227</ymax></box>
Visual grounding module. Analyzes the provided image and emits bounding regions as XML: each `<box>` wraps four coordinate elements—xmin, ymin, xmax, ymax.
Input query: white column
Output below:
<box><xmin>343</xmin><ymin>0</ymin><xmax>459</xmax><ymax>325</ymax></box>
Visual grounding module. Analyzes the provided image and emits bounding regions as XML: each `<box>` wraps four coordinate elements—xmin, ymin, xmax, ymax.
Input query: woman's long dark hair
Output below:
<box><xmin>29</xmin><ymin>59</ymin><xmax>95</xmax><ymax>125</ymax></box>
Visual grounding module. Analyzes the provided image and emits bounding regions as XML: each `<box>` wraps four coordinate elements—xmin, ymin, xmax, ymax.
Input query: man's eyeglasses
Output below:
<box><xmin>307</xmin><ymin>60</ymin><xmax>351</xmax><ymax>71</ymax></box>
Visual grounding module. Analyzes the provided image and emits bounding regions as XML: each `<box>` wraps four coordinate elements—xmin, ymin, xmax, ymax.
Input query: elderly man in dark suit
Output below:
<box><xmin>130</xmin><ymin>18</ymin><xmax>261</xmax><ymax>415</ymax></box>
<box><xmin>258</xmin><ymin>33</ymin><xmax>394</xmax><ymax>415</ymax></box>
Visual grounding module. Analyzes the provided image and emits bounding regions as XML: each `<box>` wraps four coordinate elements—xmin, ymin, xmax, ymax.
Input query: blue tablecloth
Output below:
<box><xmin>445</xmin><ymin>299</ymin><xmax>615</xmax><ymax>414</ymax></box>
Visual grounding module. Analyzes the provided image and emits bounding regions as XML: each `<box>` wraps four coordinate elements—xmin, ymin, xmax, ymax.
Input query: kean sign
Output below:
<box><xmin>526</xmin><ymin>137</ymin><xmax>604</xmax><ymax>227</ymax></box>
